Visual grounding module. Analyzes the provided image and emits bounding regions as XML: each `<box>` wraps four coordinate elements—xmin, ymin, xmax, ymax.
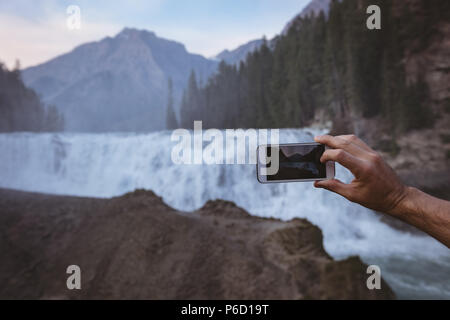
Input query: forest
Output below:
<box><xmin>0</xmin><ymin>62</ymin><xmax>64</xmax><ymax>132</ymax></box>
<box><xmin>177</xmin><ymin>0</ymin><xmax>449</xmax><ymax>134</ymax></box>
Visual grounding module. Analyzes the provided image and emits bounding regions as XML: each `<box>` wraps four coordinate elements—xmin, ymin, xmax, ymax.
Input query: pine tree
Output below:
<box><xmin>165</xmin><ymin>78</ymin><xmax>178</xmax><ymax>129</ymax></box>
<box><xmin>44</xmin><ymin>105</ymin><xmax>65</xmax><ymax>132</ymax></box>
<box><xmin>0</xmin><ymin>61</ymin><xmax>64</xmax><ymax>132</ymax></box>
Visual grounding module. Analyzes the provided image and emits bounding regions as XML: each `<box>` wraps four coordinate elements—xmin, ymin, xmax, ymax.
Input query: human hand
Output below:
<box><xmin>314</xmin><ymin>135</ymin><xmax>408</xmax><ymax>217</ymax></box>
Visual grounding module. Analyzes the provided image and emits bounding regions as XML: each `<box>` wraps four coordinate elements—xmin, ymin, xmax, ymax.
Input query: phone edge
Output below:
<box><xmin>256</xmin><ymin>142</ymin><xmax>335</xmax><ymax>184</ymax></box>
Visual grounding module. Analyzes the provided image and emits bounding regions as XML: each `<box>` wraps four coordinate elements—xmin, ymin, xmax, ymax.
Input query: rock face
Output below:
<box><xmin>394</xmin><ymin>4</ymin><xmax>450</xmax><ymax>200</ymax></box>
<box><xmin>0</xmin><ymin>188</ymin><xmax>395</xmax><ymax>300</ymax></box>
<box><xmin>351</xmin><ymin>1</ymin><xmax>450</xmax><ymax>201</ymax></box>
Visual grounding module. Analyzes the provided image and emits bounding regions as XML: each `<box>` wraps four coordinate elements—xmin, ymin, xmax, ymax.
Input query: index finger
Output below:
<box><xmin>338</xmin><ymin>135</ymin><xmax>373</xmax><ymax>153</ymax></box>
<box><xmin>315</xmin><ymin>135</ymin><xmax>366</xmax><ymax>158</ymax></box>
<box><xmin>321</xmin><ymin>149</ymin><xmax>366</xmax><ymax>177</ymax></box>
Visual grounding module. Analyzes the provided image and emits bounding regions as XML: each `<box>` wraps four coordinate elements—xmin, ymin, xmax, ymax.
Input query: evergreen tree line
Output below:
<box><xmin>177</xmin><ymin>0</ymin><xmax>449</xmax><ymax>133</ymax></box>
<box><xmin>0</xmin><ymin>62</ymin><xmax>64</xmax><ymax>132</ymax></box>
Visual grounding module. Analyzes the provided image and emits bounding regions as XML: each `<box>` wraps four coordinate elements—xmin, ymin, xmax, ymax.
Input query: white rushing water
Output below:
<box><xmin>0</xmin><ymin>130</ymin><xmax>449</xmax><ymax>299</ymax></box>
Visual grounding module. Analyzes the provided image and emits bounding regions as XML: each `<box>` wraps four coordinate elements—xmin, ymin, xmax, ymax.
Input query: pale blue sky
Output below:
<box><xmin>0</xmin><ymin>0</ymin><xmax>310</xmax><ymax>68</ymax></box>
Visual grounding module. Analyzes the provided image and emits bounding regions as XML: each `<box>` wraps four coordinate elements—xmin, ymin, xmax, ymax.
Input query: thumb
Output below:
<box><xmin>314</xmin><ymin>179</ymin><xmax>350</xmax><ymax>198</ymax></box>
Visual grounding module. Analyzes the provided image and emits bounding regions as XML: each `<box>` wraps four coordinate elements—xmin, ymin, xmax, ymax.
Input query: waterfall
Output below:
<box><xmin>0</xmin><ymin>130</ymin><xmax>449</xmax><ymax>298</ymax></box>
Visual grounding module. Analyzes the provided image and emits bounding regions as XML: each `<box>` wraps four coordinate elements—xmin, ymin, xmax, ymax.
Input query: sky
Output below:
<box><xmin>0</xmin><ymin>0</ymin><xmax>310</xmax><ymax>69</ymax></box>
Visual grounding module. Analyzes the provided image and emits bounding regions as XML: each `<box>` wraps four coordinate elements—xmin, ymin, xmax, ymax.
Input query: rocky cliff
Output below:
<box><xmin>353</xmin><ymin>1</ymin><xmax>450</xmax><ymax>200</ymax></box>
<box><xmin>0</xmin><ymin>188</ymin><xmax>394</xmax><ymax>299</ymax></box>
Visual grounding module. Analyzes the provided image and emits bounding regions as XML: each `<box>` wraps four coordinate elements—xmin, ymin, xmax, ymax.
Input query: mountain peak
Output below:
<box><xmin>116</xmin><ymin>27</ymin><xmax>156</xmax><ymax>40</ymax></box>
<box><xmin>113</xmin><ymin>27</ymin><xmax>191</xmax><ymax>54</ymax></box>
<box><xmin>22</xmin><ymin>26</ymin><xmax>218</xmax><ymax>132</ymax></box>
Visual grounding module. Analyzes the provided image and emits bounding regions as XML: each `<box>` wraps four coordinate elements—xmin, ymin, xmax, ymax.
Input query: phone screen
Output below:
<box><xmin>264</xmin><ymin>144</ymin><xmax>326</xmax><ymax>181</ymax></box>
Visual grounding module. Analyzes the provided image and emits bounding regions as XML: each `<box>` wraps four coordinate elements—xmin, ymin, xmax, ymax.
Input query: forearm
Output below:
<box><xmin>391</xmin><ymin>187</ymin><xmax>450</xmax><ymax>248</ymax></box>
<box><xmin>314</xmin><ymin>134</ymin><xmax>450</xmax><ymax>248</ymax></box>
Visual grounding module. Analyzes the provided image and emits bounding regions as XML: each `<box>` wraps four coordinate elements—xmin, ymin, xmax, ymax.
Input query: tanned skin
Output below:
<box><xmin>314</xmin><ymin>134</ymin><xmax>450</xmax><ymax>248</ymax></box>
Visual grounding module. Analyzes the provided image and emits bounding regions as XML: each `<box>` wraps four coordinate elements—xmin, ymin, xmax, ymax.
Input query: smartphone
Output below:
<box><xmin>257</xmin><ymin>143</ymin><xmax>335</xmax><ymax>183</ymax></box>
